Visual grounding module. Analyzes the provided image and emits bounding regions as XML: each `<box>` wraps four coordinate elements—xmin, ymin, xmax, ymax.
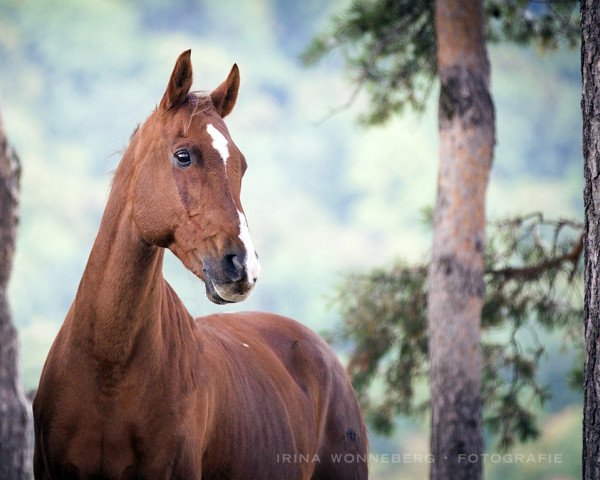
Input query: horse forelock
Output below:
<box><xmin>187</xmin><ymin>91</ymin><xmax>213</xmax><ymax>114</ymax></box>
<box><xmin>184</xmin><ymin>92</ymin><xmax>215</xmax><ymax>136</ymax></box>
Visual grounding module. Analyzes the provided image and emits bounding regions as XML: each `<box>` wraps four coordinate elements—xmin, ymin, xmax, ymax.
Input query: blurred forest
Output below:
<box><xmin>0</xmin><ymin>0</ymin><xmax>582</xmax><ymax>478</ymax></box>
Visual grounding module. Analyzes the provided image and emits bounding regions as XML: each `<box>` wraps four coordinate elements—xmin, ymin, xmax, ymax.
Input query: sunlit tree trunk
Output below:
<box><xmin>428</xmin><ymin>1</ymin><xmax>494</xmax><ymax>478</ymax></box>
<box><xmin>582</xmin><ymin>2</ymin><xmax>600</xmax><ymax>479</ymax></box>
<box><xmin>0</xmin><ymin>107</ymin><xmax>31</xmax><ymax>479</ymax></box>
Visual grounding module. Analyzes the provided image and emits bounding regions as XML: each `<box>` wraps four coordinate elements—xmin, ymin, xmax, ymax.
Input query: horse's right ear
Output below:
<box><xmin>160</xmin><ymin>50</ymin><xmax>193</xmax><ymax>111</ymax></box>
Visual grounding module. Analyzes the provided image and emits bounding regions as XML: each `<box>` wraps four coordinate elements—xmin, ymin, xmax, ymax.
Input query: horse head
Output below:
<box><xmin>127</xmin><ymin>50</ymin><xmax>260</xmax><ymax>304</ymax></box>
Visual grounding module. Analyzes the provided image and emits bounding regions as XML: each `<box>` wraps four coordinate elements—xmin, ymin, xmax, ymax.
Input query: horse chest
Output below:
<box><xmin>38</xmin><ymin>385</ymin><xmax>201</xmax><ymax>479</ymax></box>
<box><xmin>45</xmin><ymin>420</ymin><xmax>198</xmax><ymax>479</ymax></box>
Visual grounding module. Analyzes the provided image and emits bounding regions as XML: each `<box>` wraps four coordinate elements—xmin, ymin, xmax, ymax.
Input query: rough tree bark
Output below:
<box><xmin>428</xmin><ymin>1</ymin><xmax>494</xmax><ymax>479</ymax></box>
<box><xmin>0</xmin><ymin>106</ymin><xmax>31</xmax><ymax>479</ymax></box>
<box><xmin>582</xmin><ymin>2</ymin><xmax>600</xmax><ymax>479</ymax></box>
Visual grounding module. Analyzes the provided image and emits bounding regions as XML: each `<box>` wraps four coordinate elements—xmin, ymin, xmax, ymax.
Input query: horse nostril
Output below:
<box><xmin>222</xmin><ymin>254</ymin><xmax>245</xmax><ymax>282</ymax></box>
<box><xmin>232</xmin><ymin>255</ymin><xmax>244</xmax><ymax>273</ymax></box>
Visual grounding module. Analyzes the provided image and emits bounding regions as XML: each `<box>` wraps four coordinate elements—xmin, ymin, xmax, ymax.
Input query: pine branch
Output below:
<box><xmin>486</xmin><ymin>233</ymin><xmax>583</xmax><ymax>281</ymax></box>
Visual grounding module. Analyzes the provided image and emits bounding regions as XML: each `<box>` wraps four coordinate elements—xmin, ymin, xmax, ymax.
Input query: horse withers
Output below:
<box><xmin>33</xmin><ymin>50</ymin><xmax>368</xmax><ymax>479</ymax></box>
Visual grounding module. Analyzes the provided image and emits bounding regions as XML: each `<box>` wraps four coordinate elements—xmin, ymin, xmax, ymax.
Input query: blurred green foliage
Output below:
<box><xmin>303</xmin><ymin>0</ymin><xmax>579</xmax><ymax>123</ymax></box>
<box><xmin>0</xmin><ymin>1</ymin><xmax>583</xmax><ymax>478</ymax></box>
<box><xmin>330</xmin><ymin>214</ymin><xmax>582</xmax><ymax>449</ymax></box>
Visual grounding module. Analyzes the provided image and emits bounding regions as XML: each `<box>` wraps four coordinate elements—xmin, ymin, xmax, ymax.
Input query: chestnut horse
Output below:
<box><xmin>33</xmin><ymin>50</ymin><xmax>368</xmax><ymax>479</ymax></box>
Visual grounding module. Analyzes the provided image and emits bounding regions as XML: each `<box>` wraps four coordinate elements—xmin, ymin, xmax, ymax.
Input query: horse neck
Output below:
<box><xmin>71</xmin><ymin>152</ymin><xmax>188</xmax><ymax>366</ymax></box>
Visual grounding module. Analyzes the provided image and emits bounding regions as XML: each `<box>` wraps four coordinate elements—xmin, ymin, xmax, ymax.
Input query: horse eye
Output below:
<box><xmin>174</xmin><ymin>149</ymin><xmax>192</xmax><ymax>167</ymax></box>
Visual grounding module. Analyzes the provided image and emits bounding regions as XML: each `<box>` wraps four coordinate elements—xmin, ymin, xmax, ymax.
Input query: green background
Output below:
<box><xmin>0</xmin><ymin>1</ymin><xmax>582</xmax><ymax>478</ymax></box>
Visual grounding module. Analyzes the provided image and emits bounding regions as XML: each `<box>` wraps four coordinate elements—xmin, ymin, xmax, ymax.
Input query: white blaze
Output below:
<box><xmin>238</xmin><ymin>210</ymin><xmax>261</xmax><ymax>283</ymax></box>
<box><xmin>206</xmin><ymin>123</ymin><xmax>229</xmax><ymax>167</ymax></box>
<box><xmin>206</xmin><ymin>122</ymin><xmax>259</xmax><ymax>285</ymax></box>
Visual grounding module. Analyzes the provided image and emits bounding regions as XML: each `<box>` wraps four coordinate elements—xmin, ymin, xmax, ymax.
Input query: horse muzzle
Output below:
<box><xmin>202</xmin><ymin>249</ymin><xmax>260</xmax><ymax>304</ymax></box>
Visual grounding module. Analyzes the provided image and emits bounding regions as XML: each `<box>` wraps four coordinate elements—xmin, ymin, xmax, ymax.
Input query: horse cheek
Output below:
<box><xmin>133</xmin><ymin>172</ymin><xmax>179</xmax><ymax>247</ymax></box>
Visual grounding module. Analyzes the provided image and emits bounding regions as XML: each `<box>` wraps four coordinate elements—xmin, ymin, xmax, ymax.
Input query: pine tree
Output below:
<box><xmin>0</xmin><ymin>106</ymin><xmax>31</xmax><ymax>480</ymax></box>
<box><xmin>582</xmin><ymin>1</ymin><xmax>600</xmax><ymax>478</ymax></box>
<box><xmin>305</xmin><ymin>2</ymin><xmax>579</xmax><ymax>478</ymax></box>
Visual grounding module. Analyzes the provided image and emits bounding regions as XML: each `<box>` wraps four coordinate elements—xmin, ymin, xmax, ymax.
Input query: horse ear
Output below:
<box><xmin>210</xmin><ymin>64</ymin><xmax>240</xmax><ymax>118</ymax></box>
<box><xmin>160</xmin><ymin>50</ymin><xmax>193</xmax><ymax>111</ymax></box>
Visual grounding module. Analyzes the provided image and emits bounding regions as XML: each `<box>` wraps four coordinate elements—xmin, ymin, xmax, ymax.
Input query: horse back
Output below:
<box><xmin>195</xmin><ymin>312</ymin><xmax>368</xmax><ymax>479</ymax></box>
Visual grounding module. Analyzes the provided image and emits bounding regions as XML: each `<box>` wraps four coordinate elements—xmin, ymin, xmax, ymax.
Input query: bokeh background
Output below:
<box><xmin>0</xmin><ymin>0</ymin><xmax>582</xmax><ymax>478</ymax></box>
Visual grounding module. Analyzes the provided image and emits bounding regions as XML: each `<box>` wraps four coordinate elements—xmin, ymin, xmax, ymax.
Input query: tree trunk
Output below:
<box><xmin>428</xmin><ymin>1</ymin><xmax>494</xmax><ymax>478</ymax></box>
<box><xmin>582</xmin><ymin>2</ymin><xmax>600</xmax><ymax>479</ymax></box>
<box><xmin>0</xmin><ymin>107</ymin><xmax>31</xmax><ymax>479</ymax></box>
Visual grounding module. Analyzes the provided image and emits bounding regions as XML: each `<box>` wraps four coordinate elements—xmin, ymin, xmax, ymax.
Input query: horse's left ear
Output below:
<box><xmin>210</xmin><ymin>64</ymin><xmax>240</xmax><ymax>118</ymax></box>
<box><xmin>160</xmin><ymin>49</ymin><xmax>193</xmax><ymax>111</ymax></box>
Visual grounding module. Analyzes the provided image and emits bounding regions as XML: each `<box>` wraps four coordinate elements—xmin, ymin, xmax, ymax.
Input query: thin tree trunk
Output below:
<box><xmin>0</xmin><ymin>107</ymin><xmax>31</xmax><ymax>479</ymax></box>
<box><xmin>428</xmin><ymin>1</ymin><xmax>494</xmax><ymax>478</ymax></box>
<box><xmin>582</xmin><ymin>2</ymin><xmax>600</xmax><ymax>479</ymax></box>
